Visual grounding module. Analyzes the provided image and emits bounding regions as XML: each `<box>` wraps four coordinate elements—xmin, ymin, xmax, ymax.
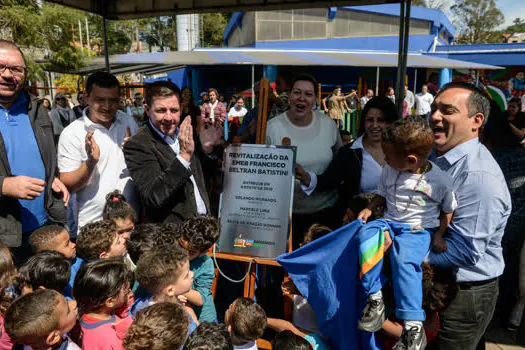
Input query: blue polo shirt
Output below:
<box><xmin>0</xmin><ymin>94</ymin><xmax>48</xmax><ymax>233</ymax></box>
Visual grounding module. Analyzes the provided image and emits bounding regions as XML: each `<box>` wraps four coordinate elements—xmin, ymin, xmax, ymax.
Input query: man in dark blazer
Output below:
<box><xmin>124</xmin><ymin>81</ymin><xmax>221</xmax><ymax>223</ymax></box>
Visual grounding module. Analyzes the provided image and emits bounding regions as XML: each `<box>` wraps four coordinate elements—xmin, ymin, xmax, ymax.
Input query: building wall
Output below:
<box><xmin>228</xmin><ymin>8</ymin><xmax>433</xmax><ymax>47</ymax></box>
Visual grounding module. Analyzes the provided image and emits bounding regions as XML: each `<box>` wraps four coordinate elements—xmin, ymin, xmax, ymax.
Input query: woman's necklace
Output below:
<box><xmin>394</xmin><ymin>161</ymin><xmax>431</xmax><ymax>214</ymax></box>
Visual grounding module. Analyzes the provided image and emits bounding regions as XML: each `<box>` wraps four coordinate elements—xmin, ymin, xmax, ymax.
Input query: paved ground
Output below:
<box><xmin>486</xmin><ymin>316</ymin><xmax>524</xmax><ymax>350</ymax></box>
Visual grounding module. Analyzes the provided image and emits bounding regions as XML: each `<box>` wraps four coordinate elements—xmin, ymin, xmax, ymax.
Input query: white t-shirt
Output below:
<box><xmin>376</xmin><ymin>162</ymin><xmax>457</xmax><ymax>228</ymax></box>
<box><xmin>228</xmin><ymin>106</ymin><xmax>248</xmax><ymax>118</ymax></box>
<box><xmin>234</xmin><ymin>341</ymin><xmax>258</xmax><ymax>350</ymax></box>
<box><xmin>415</xmin><ymin>92</ymin><xmax>434</xmax><ymax>115</ymax></box>
<box><xmin>266</xmin><ymin>111</ymin><xmax>342</xmax><ymax>214</ymax></box>
<box><xmin>360</xmin><ymin>96</ymin><xmax>371</xmax><ymax>108</ymax></box>
<box><xmin>58</xmin><ymin>111</ymin><xmax>139</xmax><ymax>228</ymax></box>
<box><xmin>351</xmin><ymin>136</ymin><xmax>383</xmax><ymax>193</ymax></box>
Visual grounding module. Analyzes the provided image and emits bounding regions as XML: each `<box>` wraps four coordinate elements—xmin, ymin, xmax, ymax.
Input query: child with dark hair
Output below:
<box><xmin>5</xmin><ymin>289</ymin><xmax>79</xmax><ymax>349</ymax></box>
<box><xmin>66</xmin><ymin>220</ymin><xmax>127</xmax><ymax>299</ymax></box>
<box><xmin>103</xmin><ymin>190</ymin><xmax>137</xmax><ymax>241</ymax></box>
<box><xmin>343</xmin><ymin>193</ymin><xmax>385</xmax><ymax>225</ymax></box>
<box><xmin>184</xmin><ymin>322</ymin><xmax>233</xmax><ymax>350</ymax></box>
<box><xmin>74</xmin><ymin>258</ymin><xmax>133</xmax><ymax>349</ymax></box>
<box><xmin>131</xmin><ymin>246</ymin><xmax>198</xmax><ymax>336</ymax></box>
<box><xmin>16</xmin><ymin>251</ymin><xmax>71</xmax><ymax>295</ymax></box>
<box><xmin>178</xmin><ymin>216</ymin><xmax>220</xmax><ymax>322</ymax></box>
<box><xmin>0</xmin><ymin>246</ymin><xmax>18</xmax><ymax>349</ymax></box>
<box><xmin>126</xmin><ymin>223</ymin><xmax>176</xmax><ymax>265</ymax></box>
<box><xmin>300</xmin><ymin>224</ymin><xmax>332</xmax><ymax>247</ymax></box>
<box><xmin>356</xmin><ymin>117</ymin><xmax>457</xmax><ymax>349</ymax></box>
<box><xmin>381</xmin><ymin>263</ymin><xmax>458</xmax><ymax>348</ymax></box>
<box><xmin>224</xmin><ymin>297</ymin><xmax>267</xmax><ymax>350</ymax></box>
<box><xmin>29</xmin><ymin>225</ymin><xmax>76</xmax><ymax>259</ymax></box>
<box><xmin>124</xmin><ymin>302</ymin><xmax>189</xmax><ymax>350</ymax></box>
<box><xmin>339</xmin><ymin>130</ymin><xmax>353</xmax><ymax>146</ymax></box>
<box><xmin>272</xmin><ymin>330</ymin><xmax>312</xmax><ymax>350</ymax></box>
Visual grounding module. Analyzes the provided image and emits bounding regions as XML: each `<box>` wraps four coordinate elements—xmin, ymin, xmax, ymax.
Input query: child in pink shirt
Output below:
<box><xmin>74</xmin><ymin>258</ymin><xmax>134</xmax><ymax>350</ymax></box>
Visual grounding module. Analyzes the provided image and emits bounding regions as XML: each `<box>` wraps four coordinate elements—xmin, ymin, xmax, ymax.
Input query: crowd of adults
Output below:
<box><xmin>1</xmin><ymin>37</ymin><xmax>525</xmax><ymax>349</ymax></box>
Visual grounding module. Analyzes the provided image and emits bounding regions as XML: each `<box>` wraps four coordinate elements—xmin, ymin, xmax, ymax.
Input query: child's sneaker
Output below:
<box><xmin>357</xmin><ymin>295</ymin><xmax>385</xmax><ymax>332</ymax></box>
<box><xmin>393</xmin><ymin>326</ymin><xmax>427</xmax><ymax>350</ymax></box>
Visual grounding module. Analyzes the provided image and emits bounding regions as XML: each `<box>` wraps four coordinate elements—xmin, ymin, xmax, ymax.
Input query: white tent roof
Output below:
<box><xmin>74</xmin><ymin>48</ymin><xmax>502</xmax><ymax>74</ymax></box>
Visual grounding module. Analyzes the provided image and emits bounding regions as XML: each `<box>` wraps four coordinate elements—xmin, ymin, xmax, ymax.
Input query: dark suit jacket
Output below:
<box><xmin>0</xmin><ymin>93</ymin><xmax>66</xmax><ymax>246</ymax></box>
<box><xmin>317</xmin><ymin>145</ymin><xmax>363</xmax><ymax>206</ymax></box>
<box><xmin>123</xmin><ymin>122</ymin><xmax>211</xmax><ymax>223</ymax></box>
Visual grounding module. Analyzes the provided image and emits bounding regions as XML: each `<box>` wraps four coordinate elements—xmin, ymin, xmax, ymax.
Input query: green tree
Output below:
<box><xmin>140</xmin><ymin>16</ymin><xmax>177</xmax><ymax>52</ymax></box>
<box><xmin>201</xmin><ymin>13</ymin><xmax>227</xmax><ymax>47</ymax></box>
<box><xmin>411</xmin><ymin>0</ymin><xmax>448</xmax><ymax>11</ymax></box>
<box><xmin>451</xmin><ymin>0</ymin><xmax>504</xmax><ymax>44</ymax></box>
<box><xmin>86</xmin><ymin>15</ymin><xmax>133</xmax><ymax>55</ymax></box>
<box><xmin>507</xmin><ymin>17</ymin><xmax>525</xmax><ymax>33</ymax></box>
<box><xmin>0</xmin><ymin>1</ymin><xmax>87</xmax><ymax>78</ymax></box>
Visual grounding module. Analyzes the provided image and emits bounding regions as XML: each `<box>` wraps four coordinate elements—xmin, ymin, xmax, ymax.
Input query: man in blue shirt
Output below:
<box><xmin>0</xmin><ymin>40</ymin><xmax>68</xmax><ymax>264</ymax></box>
<box><xmin>427</xmin><ymin>82</ymin><xmax>511</xmax><ymax>349</ymax></box>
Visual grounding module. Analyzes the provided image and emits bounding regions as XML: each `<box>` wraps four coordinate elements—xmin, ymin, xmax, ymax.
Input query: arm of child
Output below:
<box><xmin>357</xmin><ymin>195</ymin><xmax>386</xmax><ymax>223</ymax></box>
<box><xmin>184</xmin><ymin>256</ymin><xmax>214</xmax><ymax>308</ymax></box>
<box><xmin>183</xmin><ymin>289</ymin><xmax>204</xmax><ymax>307</ymax></box>
<box><xmin>432</xmin><ymin>211</ymin><xmax>453</xmax><ymax>253</ymax></box>
<box><xmin>185</xmin><ymin>305</ymin><xmax>200</xmax><ymax>326</ymax></box>
<box><xmin>382</xmin><ymin>319</ymin><xmax>403</xmax><ymax>338</ymax></box>
<box><xmin>267</xmin><ymin>318</ymin><xmax>309</xmax><ymax>338</ymax></box>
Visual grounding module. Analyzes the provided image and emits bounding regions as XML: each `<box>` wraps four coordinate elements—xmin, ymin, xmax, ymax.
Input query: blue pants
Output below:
<box><xmin>358</xmin><ymin>219</ymin><xmax>431</xmax><ymax>321</ymax></box>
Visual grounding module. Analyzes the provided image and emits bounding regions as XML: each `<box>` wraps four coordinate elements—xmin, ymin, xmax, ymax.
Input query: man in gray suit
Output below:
<box><xmin>124</xmin><ymin>81</ymin><xmax>221</xmax><ymax>223</ymax></box>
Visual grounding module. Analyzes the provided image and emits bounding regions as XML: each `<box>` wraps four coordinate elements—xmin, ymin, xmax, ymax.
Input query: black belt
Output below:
<box><xmin>458</xmin><ymin>277</ymin><xmax>498</xmax><ymax>290</ymax></box>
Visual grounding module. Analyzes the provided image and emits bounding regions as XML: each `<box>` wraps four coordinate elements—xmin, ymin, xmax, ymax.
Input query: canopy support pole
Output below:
<box><xmin>103</xmin><ymin>18</ymin><xmax>111</xmax><ymax>73</ymax></box>
<box><xmin>395</xmin><ymin>0</ymin><xmax>411</xmax><ymax>118</ymax></box>
<box><xmin>251</xmin><ymin>65</ymin><xmax>255</xmax><ymax>107</ymax></box>
<box><xmin>413</xmin><ymin>68</ymin><xmax>417</xmax><ymax>93</ymax></box>
<box><xmin>375</xmin><ymin>67</ymin><xmax>380</xmax><ymax>96</ymax></box>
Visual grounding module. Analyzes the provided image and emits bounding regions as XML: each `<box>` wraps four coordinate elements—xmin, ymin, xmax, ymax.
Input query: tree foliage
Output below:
<box><xmin>411</xmin><ymin>0</ymin><xmax>448</xmax><ymax>11</ymax></box>
<box><xmin>139</xmin><ymin>17</ymin><xmax>177</xmax><ymax>52</ymax></box>
<box><xmin>201</xmin><ymin>13</ymin><xmax>227</xmax><ymax>47</ymax></box>
<box><xmin>0</xmin><ymin>1</ymin><xmax>87</xmax><ymax>78</ymax></box>
<box><xmin>451</xmin><ymin>0</ymin><xmax>504</xmax><ymax>44</ymax></box>
<box><xmin>506</xmin><ymin>17</ymin><xmax>525</xmax><ymax>34</ymax></box>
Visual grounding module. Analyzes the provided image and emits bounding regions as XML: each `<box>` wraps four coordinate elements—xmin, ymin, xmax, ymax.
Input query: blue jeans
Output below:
<box><xmin>358</xmin><ymin>219</ymin><xmax>432</xmax><ymax>321</ymax></box>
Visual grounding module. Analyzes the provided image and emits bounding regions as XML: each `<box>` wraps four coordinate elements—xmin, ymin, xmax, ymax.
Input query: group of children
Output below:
<box><xmin>0</xmin><ymin>190</ymin><xmax>331</xmax><ymax>350</ymax></box>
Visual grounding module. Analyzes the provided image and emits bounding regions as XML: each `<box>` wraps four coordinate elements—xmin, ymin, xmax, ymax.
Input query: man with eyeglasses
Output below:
<box><xmin>57</xmin><ymin>72</ymin><xmax>140</xmax><ymax>232</ymax></box>
<box><xmin>0</xmin><ymin>40</ymin><xmax>69</xmax><ymax>264</ymax></box>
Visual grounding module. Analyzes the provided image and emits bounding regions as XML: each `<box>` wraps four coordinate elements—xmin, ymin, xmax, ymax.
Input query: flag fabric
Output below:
<box><xmin>277</xmin><ymin>220</ymin><xmax>381</xmax><ymax>350</ymax></box>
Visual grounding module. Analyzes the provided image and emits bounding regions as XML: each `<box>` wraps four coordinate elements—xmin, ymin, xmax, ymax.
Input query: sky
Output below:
<box><xmin>497</xmin><ymin>0</ymin><xmax>525</xmax><ymax>28</ymax></box>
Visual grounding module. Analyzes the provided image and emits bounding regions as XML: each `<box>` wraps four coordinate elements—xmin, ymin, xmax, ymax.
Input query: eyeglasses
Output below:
<box><xmin>0</xmin><ymin>64</ymin><xmax>27</xmax><ymax>76</ymax></box>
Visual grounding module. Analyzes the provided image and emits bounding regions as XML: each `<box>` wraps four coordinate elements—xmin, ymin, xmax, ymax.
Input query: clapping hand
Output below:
<box><xmin>121</xmin><ymin>126</ymin><xmax>132</xmax><ymax>149</ymax></box>
<box><xmin>85</xmin><ymin>130</ymin><xmax>100</xmax><ymax>167</ymax></box>
<box><xmin>178</xmin><ymin>116</ymin><xmax>195</xmax><ymax>162</ymax></box>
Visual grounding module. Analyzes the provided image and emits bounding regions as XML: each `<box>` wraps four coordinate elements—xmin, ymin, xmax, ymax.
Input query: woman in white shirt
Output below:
<box><xmin>266</xmin><ymin>73</ymin><xmax>342</xmax><ymax>248</ymax></box>
<box><xmin>296</xmin><ymin>97</ymin><xmax>398</xmax><ymax>220</ymax></box>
